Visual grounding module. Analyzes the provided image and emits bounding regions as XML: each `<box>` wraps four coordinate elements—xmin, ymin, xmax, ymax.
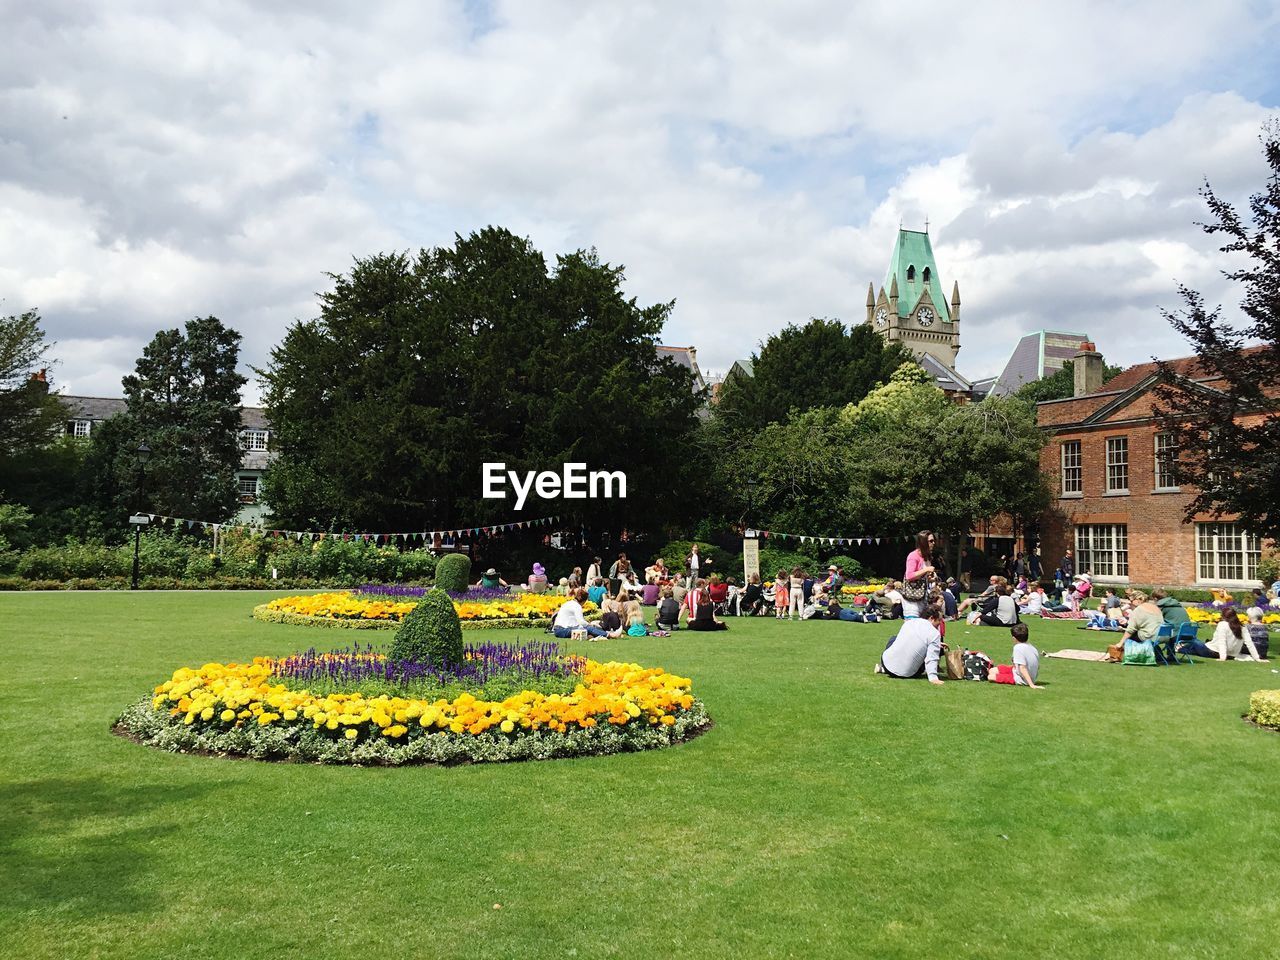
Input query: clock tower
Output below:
<box><xmin>866</xmin><ymin>228</ymin><xmax>961</xmax><ymax>368</ymax></box>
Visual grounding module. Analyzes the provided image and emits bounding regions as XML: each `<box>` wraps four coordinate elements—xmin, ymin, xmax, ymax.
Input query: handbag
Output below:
<box><xmin>901</xmin><ymin>576</ymin><xmax>929</xmax><ymax>603</ymax></box>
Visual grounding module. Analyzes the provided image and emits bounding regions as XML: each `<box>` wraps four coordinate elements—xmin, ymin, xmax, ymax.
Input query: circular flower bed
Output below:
<box><xmin>253</xmin><ymin>589</ymin><xmax>592</xmax><ymax>630</ymax></box>
<box><xmin>113</xmin><ymin>644</ymin><xmax>709</xmax><ymax>765</ymax></box>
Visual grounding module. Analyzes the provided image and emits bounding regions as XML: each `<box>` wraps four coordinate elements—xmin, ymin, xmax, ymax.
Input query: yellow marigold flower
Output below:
<box><xmin>283</xmin><ymin>709</ymin><xmax>298</xmax><ymax>721</ymax></box>
<box><xmin>499</xmin><ymin>719</ymin><xmax>515</xmax><ymax>734</ymax></box>
<box><xmin>344</xmin><ymin>728</ymin><xmax>358</xmax><ymax>740</ymax></box>
<box><xmin>325</xmin><ymin>718</ymin><xmax>339</xmax><ymax>731</ymax></box>
<box><xmin>220</xmin><ymin>709</ymin><xmax>236</xmax><ymax>722</ymax></box>
<box><xmin>199</xmin><ymin>707</ymin><xmax>215</xmax><ymax>721</ymax></box>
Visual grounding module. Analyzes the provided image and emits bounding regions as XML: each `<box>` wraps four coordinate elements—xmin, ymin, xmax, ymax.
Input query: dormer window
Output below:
<box><xmin>240</xmin><ymin>429</ymin><xmax>269</xmax><ymax>451</ymax></box>
<box><xmin>922</xmin><ymin>267</ymin><xmax>931</xmax><ymax>283</ymax></box>
<box><xmin>906</xmin><ymin>265</ymin><xmax>915</xmax><ymax>281</ymax></box>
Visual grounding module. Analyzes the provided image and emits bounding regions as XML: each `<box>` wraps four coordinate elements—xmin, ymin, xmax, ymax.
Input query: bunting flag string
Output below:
<box><xmin>136</xmin><ymin>512</ymin><xmax>563</xmax><ymax>544</ymax></box>
<box><xmin>745</xmin><ymin>525</ymin><xmax>916</xmax><ymax>548</ymax></box>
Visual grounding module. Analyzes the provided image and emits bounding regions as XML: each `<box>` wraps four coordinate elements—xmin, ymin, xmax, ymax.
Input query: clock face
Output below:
<box><xmin>874</xmin><ymin>308</ymin><xmax>888</xmax><ymax>327</ymax></box>
<box><xmin>917</xmin><ymin>307</ymin><xmax>934</xmax><ymax>327</ymax></box>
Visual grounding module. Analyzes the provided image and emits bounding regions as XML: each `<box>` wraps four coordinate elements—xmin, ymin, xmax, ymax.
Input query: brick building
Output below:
<box><xmin>1037</xmin><ymin>345</ymin><xmax>1266</xmax><ymax>589</ymax></box>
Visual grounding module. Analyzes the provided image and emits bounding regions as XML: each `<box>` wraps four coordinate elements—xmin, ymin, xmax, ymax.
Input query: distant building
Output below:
<box><xmin>989</xmin><ymin>330</ymin><xmax>1092</xmax><ymax>397</ymax></box>
<box><xmin>61</xmin><ymin>396</ymin><xmax>273</xmax><ymax>524</ymax></box>
<box><xmin>866</xmin><ymin>228</ymin><xmax>979</xmax><ymax>401</ymax></box>
<box><xmin>656</xmin><ymin>345</ymin><xmax>707</xmax><ymax>394</ymax></box>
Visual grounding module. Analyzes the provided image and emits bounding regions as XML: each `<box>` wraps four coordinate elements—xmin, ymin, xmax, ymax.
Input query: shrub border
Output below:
<box><xmin>113</xmin><ymin>696</ymin><xmax>711</xmax><ymax>766</ymax></box>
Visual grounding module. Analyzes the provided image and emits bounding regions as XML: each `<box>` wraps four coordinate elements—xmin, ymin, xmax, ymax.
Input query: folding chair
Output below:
<box><xmin>1171</xmin><ymin>621</ymin><xmax>1200</xmax><ymax>662</ymax></box>
<box><xmin>1151</xmin><ymin>622</ymin><xmax>1184</xmax><ymax>665</ymax></box>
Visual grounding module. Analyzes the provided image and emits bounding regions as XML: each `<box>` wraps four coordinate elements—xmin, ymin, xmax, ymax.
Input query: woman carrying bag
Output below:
<box><xmin>901</xmin><ymin>530</ymin><xmax>937</xmax><ymax>618</ymax></box>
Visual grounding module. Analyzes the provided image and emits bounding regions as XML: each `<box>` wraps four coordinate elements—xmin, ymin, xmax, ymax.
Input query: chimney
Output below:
<box><xmin>1073</xmin><ymin>342</ymin><xmax>1103</xmax><ymax>397</ymax></box>
<box><xmin>28</xmin><ymin>368</ymin><xmax>49</xmax><ymax>393</ymax></box>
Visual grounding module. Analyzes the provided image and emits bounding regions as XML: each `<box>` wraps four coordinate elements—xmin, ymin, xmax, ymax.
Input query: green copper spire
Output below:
<box><xmin>882</xmin><ymin>228</ymin><xmax>951</xmax><ymax>320</ymax></box>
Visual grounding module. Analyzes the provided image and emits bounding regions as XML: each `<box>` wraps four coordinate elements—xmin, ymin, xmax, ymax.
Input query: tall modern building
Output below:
<box><xmin>990</xmin><ymin>330</ymin><xmax>1092</xmax><ymax>396</ymax></box>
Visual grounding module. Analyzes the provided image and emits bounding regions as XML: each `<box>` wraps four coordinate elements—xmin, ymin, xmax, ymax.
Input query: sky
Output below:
<box><xmin>3</xmin><ymin>0</ymin><xmax>1279</xmax><ymax>402</ymax></box>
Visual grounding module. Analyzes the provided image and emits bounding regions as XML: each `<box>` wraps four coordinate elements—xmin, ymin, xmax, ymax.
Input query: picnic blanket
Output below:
<box><xmin>1077</xmin><ymin>624</ymin><xmax>1124</xmax><ymax>632</ymax></box>
<box><xmin>1042</xmin><ymin>610</ymin><xmax>1088</xmax><ymax>620</ymax></box>
<box><xmin>1046</xmin><ymin>649</ymin><xmax>1110</xmax><ymax>662</ymax></box>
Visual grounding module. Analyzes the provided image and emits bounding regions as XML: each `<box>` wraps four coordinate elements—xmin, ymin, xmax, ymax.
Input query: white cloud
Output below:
<box><xmin>0</xmin><ymin>0</ymin><xmax>1277</xmax><ymax>402</ymax></box>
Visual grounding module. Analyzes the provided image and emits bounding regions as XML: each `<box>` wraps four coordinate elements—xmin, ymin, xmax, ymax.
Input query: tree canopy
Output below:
<box><xmin>714</xmin><ymin>318</ymin><xmax>912</xmax><ymax>432</ymax></box>
<box><xmin>716</xmin><ymin>362</ymin><xmax>1048</xmax><ymax>546</ymax></box>
<box><xmin>1156</xmin><ymin>121</ymin><xmax>1280</xmax><ymax>540</ymax></box>
<box><xmin>79</xmin><ymin>316</ymin><xmax>247</xmax><ymax>530</ymax></box>
<box><xmin>259</xmin><ymin>227</ymin><xmax>703</xmax><ymax>534</ymax></box>
<box><xmin>0</xmin><ymin>309</ymin><xmax>67</xmax><ymax>461</ymax></box>
<box><xmin>1013</xmin><ymin>358</ymin><xmax>1124</xmax><ymax>404</ymax></box>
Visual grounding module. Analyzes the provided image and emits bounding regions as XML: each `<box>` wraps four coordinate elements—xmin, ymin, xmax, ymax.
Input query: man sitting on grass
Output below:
<box><xmin>874</xmin><ymin>604</ymin><xmax>945</xmax><ymax>685</ymax></box>
<box><xmin>989</xmin><ymin>622</ymin><xmax>1043</xmax><ymax>689</ymax></box>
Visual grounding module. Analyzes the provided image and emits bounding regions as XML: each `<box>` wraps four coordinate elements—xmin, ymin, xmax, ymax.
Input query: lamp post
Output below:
<box><xmin>130</xmin><ymin>441</ymin><xmax>152</xmax><ymax>590</ymax></box>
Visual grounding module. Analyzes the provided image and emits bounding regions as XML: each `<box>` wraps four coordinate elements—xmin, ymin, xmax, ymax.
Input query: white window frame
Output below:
<box><xmin>237</xmin><ymin>476</ymin><xmax>260</xmax><ymax>498</ymax></box>
<box><xmin>240</xmin><ymin>429</ymin><xmax>269</xmax><ymax>452</ymax></box>
<box><xmin>70</xmin><ymin>419</ymin><xmax>92</xmax><ymax>438</ymax></box>
<box><xmin>1075</xmin><ymin>524</ymin><xmax>1129</xmax><ymax>582</ymax></box>
<box><xmin>1105</xmin><ymin>437</ymin><xmax>1129</xmax><ymax>494</ymax></box>
<box><xmin>1060</xmin><ymin>440</ymin><xmax>1082</xmax><ymax>495</ymax></box>
<box><xmin>1195</xmin><ymin>522</ymin><xmax>1261</xmax><ymax>585</ymax></box>
<box><xmin>1153</xmin><ymin>432</ymin><xmax>1179</xmax><ymax>491</ymax></box>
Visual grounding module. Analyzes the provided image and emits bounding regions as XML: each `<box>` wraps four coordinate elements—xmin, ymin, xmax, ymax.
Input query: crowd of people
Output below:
<box><xmin>528</xmin><ymin>532</ymin><xmax>1273</xmax><ymax>675</ymax></box>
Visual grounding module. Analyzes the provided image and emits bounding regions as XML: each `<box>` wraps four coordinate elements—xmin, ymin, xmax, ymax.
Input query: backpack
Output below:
<box><xmin>962</xmin><ymin>651</ymin><xmax>993</xmax><ymax>681</ymax></box>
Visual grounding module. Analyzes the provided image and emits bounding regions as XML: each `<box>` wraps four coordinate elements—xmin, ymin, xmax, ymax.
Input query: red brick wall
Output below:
<box><xmin>1036</xmin><ymin>406</ymin><xmax>1264</xmax><ymax>587</ymax></box>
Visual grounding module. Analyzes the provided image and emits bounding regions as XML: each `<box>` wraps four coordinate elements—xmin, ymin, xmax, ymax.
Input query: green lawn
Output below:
<box><xmin>2</xmin><ymin>592</ymin><xmax>1278</xmax><ymax>960</ymax></box>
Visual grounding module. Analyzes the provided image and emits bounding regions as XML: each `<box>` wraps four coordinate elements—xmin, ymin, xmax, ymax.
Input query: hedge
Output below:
<box><xmin>1248</xmin><ymin>690</ymin><xmax>1280</xmax><ymax>728</ymax></box>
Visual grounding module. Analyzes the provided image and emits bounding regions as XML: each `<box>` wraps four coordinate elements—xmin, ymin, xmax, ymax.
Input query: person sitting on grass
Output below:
<box><xmin>1183</xmin><ymin>608</ymin><xmax>1267</xmax><ymax>661</ymax></box>
<box><xmin>1018</xmin><ymin>584</ymin><xmax>1046</xmax><ymax>617</ymax></box>
<box><xmin>656</xmin><ymin>586</ymin><xmax>682</xmax><ymax>631</ymax></box>
<box><xmin>552</xmin><ymin>588</ymin><xmax>610</xmax><ymax>640</ymax></box>
<box><xmin>875</xmin><ymin>604</ymin><xmax>945</xmax><ymax>685</ymax></box>
<box><xmin>586</xmin><ymin>577</ymin><xmax>607</xmax><ymax>607</ymax></box>
<box><xmin>687</xmin><ymin>582</ymin><xmax>728</xmax><ymax>632</ymax></box>
<box><xmin>475</xmin><ymin>567</ymin><xmax>509</xmax><ymax>590</ymax></box>
<box><xmin>988</xmin><ymin>622</ymin><xmax>1043</xmax><ymax>689</ymax></box>
<box><xmin>970</xmin><ymin>584</ymin><xmax>1018</xmax><ymax>627</ymax></box>
<box><xmin>1245</xmin><ymin>607</ymin><xmax>1271</xmax><ymax>660</ymax></box>
<box><xmin>624</xmin><ymin>598</ymin><xmax>648</xmax><ymax>637</ymax></box>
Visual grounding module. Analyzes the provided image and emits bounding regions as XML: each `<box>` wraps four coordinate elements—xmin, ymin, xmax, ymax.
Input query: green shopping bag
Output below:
<box><xmin>1122</xmin><ymin>638</ymin><xmax>1157</xmax><ymax>666</ymax></box>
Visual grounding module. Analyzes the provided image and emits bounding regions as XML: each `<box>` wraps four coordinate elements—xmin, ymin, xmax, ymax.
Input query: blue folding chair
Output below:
<box><xmin>1151</xmin><ymin>622</ymin><xmax>1184</xmax><ymax>665</ymax></box>
<box><xmin>1172</xmin><ymin>621</ymin><xmax>1201</xmax><ymax>662</ymax></box>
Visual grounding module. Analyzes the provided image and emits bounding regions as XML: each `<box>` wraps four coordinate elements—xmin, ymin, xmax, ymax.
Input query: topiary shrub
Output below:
<box><xmin>434</xmin><ymin>553</ymin><xmax>472</xmax><ymax>593</ymax></box>
<box><xmin>389</xmin><ymin>588</ymin><xmax>464</xmax><ymax>667</ymax></box>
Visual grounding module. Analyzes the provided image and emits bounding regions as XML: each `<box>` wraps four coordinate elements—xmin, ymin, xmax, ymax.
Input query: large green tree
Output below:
<box><xmin>714</xmin><ymin>318</ymin><xmax>912</xmax><ymax>432</ymax></box>
<box><xmin>259</xmin><ymin>228</ymin><xmax>702</xmax><ymax>534</ymax></box>
<box><xmin>1157</xmin><ymin>121</ymin><xmax>1280</xmax><ymax>540</ymax></box>
<box><xmin>717</xmin><ymin>363</ymin><xmax>1047</xmax><ymax>556</ymax></box>
<box><xmin>80</xmin><ymin>316</ymin><xmax>247</xmax><ymax>528</ymax></box>
<box><xmin>0</xmin><ymin>309</ymin><xmax>67</xmax><ymax>461</ymax></box>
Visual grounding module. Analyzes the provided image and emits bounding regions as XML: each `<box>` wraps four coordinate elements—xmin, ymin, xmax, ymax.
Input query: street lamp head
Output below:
<box><xmin>136</xmin><ymin>441</ymin><xmax>151</xmax><ymax>461</ymax></box>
